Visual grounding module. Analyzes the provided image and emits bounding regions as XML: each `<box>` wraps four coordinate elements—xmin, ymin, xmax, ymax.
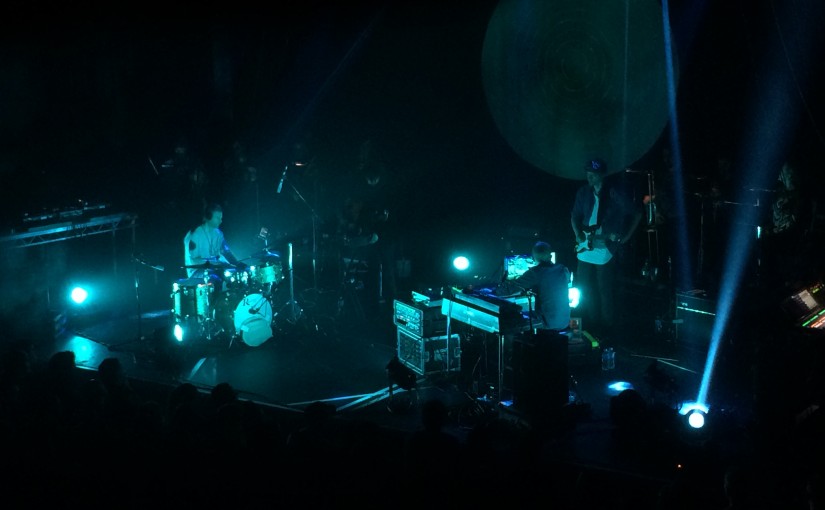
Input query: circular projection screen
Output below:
<box><xmin>482</xmin><ymin>0</ymin><xmax>675</xmax><ymax>179</ymax></box>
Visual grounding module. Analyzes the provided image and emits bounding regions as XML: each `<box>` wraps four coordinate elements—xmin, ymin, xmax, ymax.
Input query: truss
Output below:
<box><xmin>0</xmin><ymin>213</ymin><xmax>138</xmax><ymax>249</ymax></box>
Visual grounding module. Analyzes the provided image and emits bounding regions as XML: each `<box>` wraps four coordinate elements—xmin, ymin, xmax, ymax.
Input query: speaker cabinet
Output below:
<box><xmin>508</xmin><ymin>329</ymin><xmax>569</xmax><ymax>417</ymax></box>
<box><xmin>674</xmin><ymin>291</ymin><xmax>716</xmax><ymax>349</ymax></box>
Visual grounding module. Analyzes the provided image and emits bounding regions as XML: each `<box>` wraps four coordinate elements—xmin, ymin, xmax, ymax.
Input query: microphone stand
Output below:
<box><xmin>287</xmin><ymin>179</ymin><xmax>324</xmax><ymax>293</ymax></box>
<box><xmin>525</xmin><ymin>290</ymin><xmax>535</xmax><ymax>331</ymax></box>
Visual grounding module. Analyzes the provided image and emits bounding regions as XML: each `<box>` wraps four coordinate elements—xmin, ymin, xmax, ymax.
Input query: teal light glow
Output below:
<box><xmin>568</xmin><ymin>287</ymin><xmax>581</xmax><ymax>308</ymax></box>
<box><xmin>173</xmin><ymin>323</ymin><xmax>185</xmax><ymax>343</ymax></box>
<box><xmin>453</xmin><ymin>256</ymin><xmax>470</xmax><ymax>271</ymax></box>
<box><xmin>607</xmin><ymin>381</ymin><xmax>634</xmax><ymax>394</ymax></box>
<box><xmin>70</xmin><ymin>287</ymin><xmax>89</xmax><ymax>305</ymax></box>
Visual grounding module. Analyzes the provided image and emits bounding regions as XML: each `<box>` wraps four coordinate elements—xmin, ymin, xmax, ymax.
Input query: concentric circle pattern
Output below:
<box><xmin>482</xmin><ymin>0</ymin><xmax>675</xmax><ymax>179</ymax></box>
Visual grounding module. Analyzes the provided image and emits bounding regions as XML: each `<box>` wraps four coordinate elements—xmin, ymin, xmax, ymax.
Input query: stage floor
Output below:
<box><xmin>43</xmin><ymin>281</ymin><xmax>756</xmax><ymax>484</ymax></box>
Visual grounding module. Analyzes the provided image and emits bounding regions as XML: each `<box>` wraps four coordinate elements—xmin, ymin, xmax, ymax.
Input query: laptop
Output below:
<box><xmin>781</xmin><ymin>281</ymin><xmax>825</xmax><ymax>330</ymax></box>
<box><xmin>504</xmin><ymin>253</ymin><xmax>549</xmax><ymax>281</ymax></box>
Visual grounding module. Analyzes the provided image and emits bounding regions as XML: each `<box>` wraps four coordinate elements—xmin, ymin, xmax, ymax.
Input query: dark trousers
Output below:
<box><xmin>575</xmin><ymin>259</ymin><xmax>617</xmax><ymax>334</ymax></box>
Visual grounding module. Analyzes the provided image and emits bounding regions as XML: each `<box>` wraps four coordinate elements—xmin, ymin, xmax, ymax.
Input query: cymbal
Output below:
<box><xmin>182</xmin><ymin>261</ymin><xmax>234</xmax><ymax>270</ymax></box>
<box><xmin>241</xmin><ymin>250</ymin><xmax>280</xmax><ymax>263</ymax></box>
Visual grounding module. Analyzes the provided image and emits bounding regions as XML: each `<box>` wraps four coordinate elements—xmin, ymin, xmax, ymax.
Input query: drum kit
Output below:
<box><xmin>170</xmin><ymin>249</ymin><xmax>284</xmax><ymax>347</ymax></box>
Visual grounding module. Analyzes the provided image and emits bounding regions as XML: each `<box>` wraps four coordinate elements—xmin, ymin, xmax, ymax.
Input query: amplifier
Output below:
<box><xmin>674</xmin><ymin>290</ymin><xmax>716</xmax><ymax>348</ymax></box>
<box><xmin>393</xmin><ymin>299</ymin><xmax>447</xmax><ymax>338</ymax></box>
<box><xmin>397</xmin><ymin>329</ymin><xmax>461</xmax><ymax>376</ymax></box>
<box><xmin>675</xmin><ymin>290</ymin><xmax>716</xmax><ymax>316</ymax></box>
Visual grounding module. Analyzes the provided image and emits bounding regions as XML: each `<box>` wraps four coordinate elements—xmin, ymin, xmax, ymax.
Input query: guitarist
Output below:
<box><xmin>570</xmin><ymin>158</ymin><xmax>643</xmax><ymax>342</ymax></box>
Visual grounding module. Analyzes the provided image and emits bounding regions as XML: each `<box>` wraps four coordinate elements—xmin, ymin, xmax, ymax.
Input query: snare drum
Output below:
<box><xmin>172</xmin><ymin>280</ymin><xmax>213</xmax><ymax>320</ymax></box>
<box><xmin>232</xmin><ymin>293</ymin><xmax>273</xmax><ymax>347</ymax></box>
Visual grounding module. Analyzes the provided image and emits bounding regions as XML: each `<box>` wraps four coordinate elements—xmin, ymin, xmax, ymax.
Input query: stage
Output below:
<box><xmin>36</xmin><ymin>275</ymin><xmax>759</xmax><ymax>482</ymax></box>
<box><xmin>6</xmin><ymin>264</ymin><xmax>818</xmax><ymax>509</ymax></box>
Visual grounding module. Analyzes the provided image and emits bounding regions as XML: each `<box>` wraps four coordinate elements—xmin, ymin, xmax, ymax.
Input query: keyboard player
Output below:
<box><xmin>494</xmin><ymin>241</ymin><xmax>571</xmax><ymax>332</ymax></box>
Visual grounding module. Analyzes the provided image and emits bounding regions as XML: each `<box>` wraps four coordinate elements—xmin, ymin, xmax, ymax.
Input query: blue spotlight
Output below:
<box><xmin>69</xmin><ymin>286</ymin><xmax>89</xmax><ymax>305</ymax></box>
<box><xmin>607</xmin><ymin>381</ymin><xmax>635</xmax><ymax>394</ymax></box>
<box><xmin>679</xmin><ymin>401</ymin><xmax>709</xmax><ymax>430</ymax></box>
<box><xmin>452</xmin><ymin>256</ymin><xmax>470</xmax><ymax>271</ymax></box>
<box><xmin>687</xmin><ymin>410</ymin><xmax>705</xmax><ymax>429</ymax></box>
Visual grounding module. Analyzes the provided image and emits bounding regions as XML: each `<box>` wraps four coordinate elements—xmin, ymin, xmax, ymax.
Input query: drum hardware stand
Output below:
<box><xmin>275</xmin><ymin>242</ymin><xmax>303</xmax><ymax>325</ymax></box>
<box><xmin>285</xmin><ymin>178</ymin><xmax>324</xmax><ymax>293</ymax></box>
<box><xmin>335</xmin><ymin>256</ymin><xmax>367</xmax><ymax>326</ymax></box>
<box><xmin>111</xmin><ymin>254</ymin><xmax>165</xmax><ymax>351</ymax></box>
<box><xmin>631</xmin><ymin>168</ymin><xmax>661</xmax><ymax>282</ymax></box>
<box><xmin>193</xmin><ymin>273</ymin><xmax>216</xmax><ymax>343</ymax></box>
<box><xmin>135</xmin><ymin>255</ymin><xmax>165</xmax><ymax>337</ymax></box>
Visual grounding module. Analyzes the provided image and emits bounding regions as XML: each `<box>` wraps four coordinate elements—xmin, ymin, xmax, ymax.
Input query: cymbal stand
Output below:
<box><xmin>644</xmin><ymin>170</ymin><xmax>660</xmax><ymax>281</ymax></box>
<box><xmin>202</xmin><ymin>271</ymin><xmax>218</xmax><ymax>341</ymax></box>
<box><xmin>112</xmin><ymin>255</ymin><xmax>164</xmax><ymax>351</ymax></box>
<box><xmin>276</xmin><ymin>242</ymin><xmax>303</xmax><ymax>325</ymax></box>
<box><xmin>287</xmin><ymin>180</ymin><xmax>323</xmax><ymax>292</ymax></box>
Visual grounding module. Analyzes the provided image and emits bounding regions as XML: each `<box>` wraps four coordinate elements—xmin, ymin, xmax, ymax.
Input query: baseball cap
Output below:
<box><xmin>584</xmin><ymin>158</ymin><xmax>608</xmax><ymax>174</ymax></box>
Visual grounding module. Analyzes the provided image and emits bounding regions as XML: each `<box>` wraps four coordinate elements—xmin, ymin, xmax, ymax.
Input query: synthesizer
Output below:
<box><xmin>441</xmin><ymin>290</ymin><xmax>525</xmax><ymax>334</ymax></box>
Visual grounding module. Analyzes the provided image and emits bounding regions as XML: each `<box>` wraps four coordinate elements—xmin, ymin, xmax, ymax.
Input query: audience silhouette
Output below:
<box><xmin>0</xmin><ymin>324</ymin><xmax>823</xmax><ymax>509</ymax></box>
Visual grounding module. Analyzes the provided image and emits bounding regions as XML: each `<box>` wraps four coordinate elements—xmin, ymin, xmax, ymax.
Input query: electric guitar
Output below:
<box><xmin>575</xmin><ymin>227</ymin><xmax>618</xmax><ymax>265</ymax></box>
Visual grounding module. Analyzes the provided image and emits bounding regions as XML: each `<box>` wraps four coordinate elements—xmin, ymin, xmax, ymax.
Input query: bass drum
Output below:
<box><xmin>232</xmin><ymin>293</ymin><xmax>273</xmax><ymax>347</ymax></box>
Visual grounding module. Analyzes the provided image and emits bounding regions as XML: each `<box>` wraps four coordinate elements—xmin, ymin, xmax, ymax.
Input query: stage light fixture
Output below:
<box><xmin>679</xmin><ymin>401</ymin><xmax>709</xmax><ymax>430</ymax></box>
<box><xmin>687</xmin><ymin>409</ymin><xmax>705</xmax><ymax>429</ymax></box>
<box><xmin>69</xmin><ymin>286</ymin><xmax>89</xmax><ymax>305</ymax></box>
<box><xmin>173</xmin><ymin>323</ymin><xmax>185</xmax><ymax>343</ymax></box>
<box><xmin>64</xmin><ymin>281</ymin><xmax>111</xmax><ymax>331</ymax></box>
<box><xmin>452</xmin><ymin>256</ymin><xmax>470</xmax><ymax>271</ymax></box>
<box><xmin>607</xmin><ymin>381</ymin><xmax>634</xmax><ymax>394</ymax></box>
<box><xmin>568</xmin><ymin>287</ymin><xmax>581</xmax><ymax>308</ymax></box>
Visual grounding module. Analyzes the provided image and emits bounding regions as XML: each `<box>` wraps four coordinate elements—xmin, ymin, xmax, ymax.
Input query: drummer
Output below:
<box><xmin>183</xmin><ymin>203</ymin><xmax>246</xmax><ymax>289</ymax></box>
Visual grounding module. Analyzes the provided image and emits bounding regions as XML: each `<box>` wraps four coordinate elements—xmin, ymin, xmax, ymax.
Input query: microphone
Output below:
<box><xmin>277</xmin><ymin>164</ymin><xmax>288</xmax><ymax>193</ymax></box>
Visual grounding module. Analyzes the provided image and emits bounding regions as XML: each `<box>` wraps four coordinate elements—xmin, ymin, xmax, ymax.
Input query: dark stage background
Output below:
<box><xmin>1</xmin><ymin>0</ymin><xmax>824</xmax><ymax>321</ymax></box>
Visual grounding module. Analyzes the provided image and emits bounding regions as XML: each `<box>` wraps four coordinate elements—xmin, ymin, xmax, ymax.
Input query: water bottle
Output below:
<box><xmin>608</xmin><ymin>347</ymin><xmax>615</xmax><ymax>370</ymax></box>
<box><xmin>601</xmin><ymin>347</ymin><xmax>610</xmax><ymax>371</ymax></box>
